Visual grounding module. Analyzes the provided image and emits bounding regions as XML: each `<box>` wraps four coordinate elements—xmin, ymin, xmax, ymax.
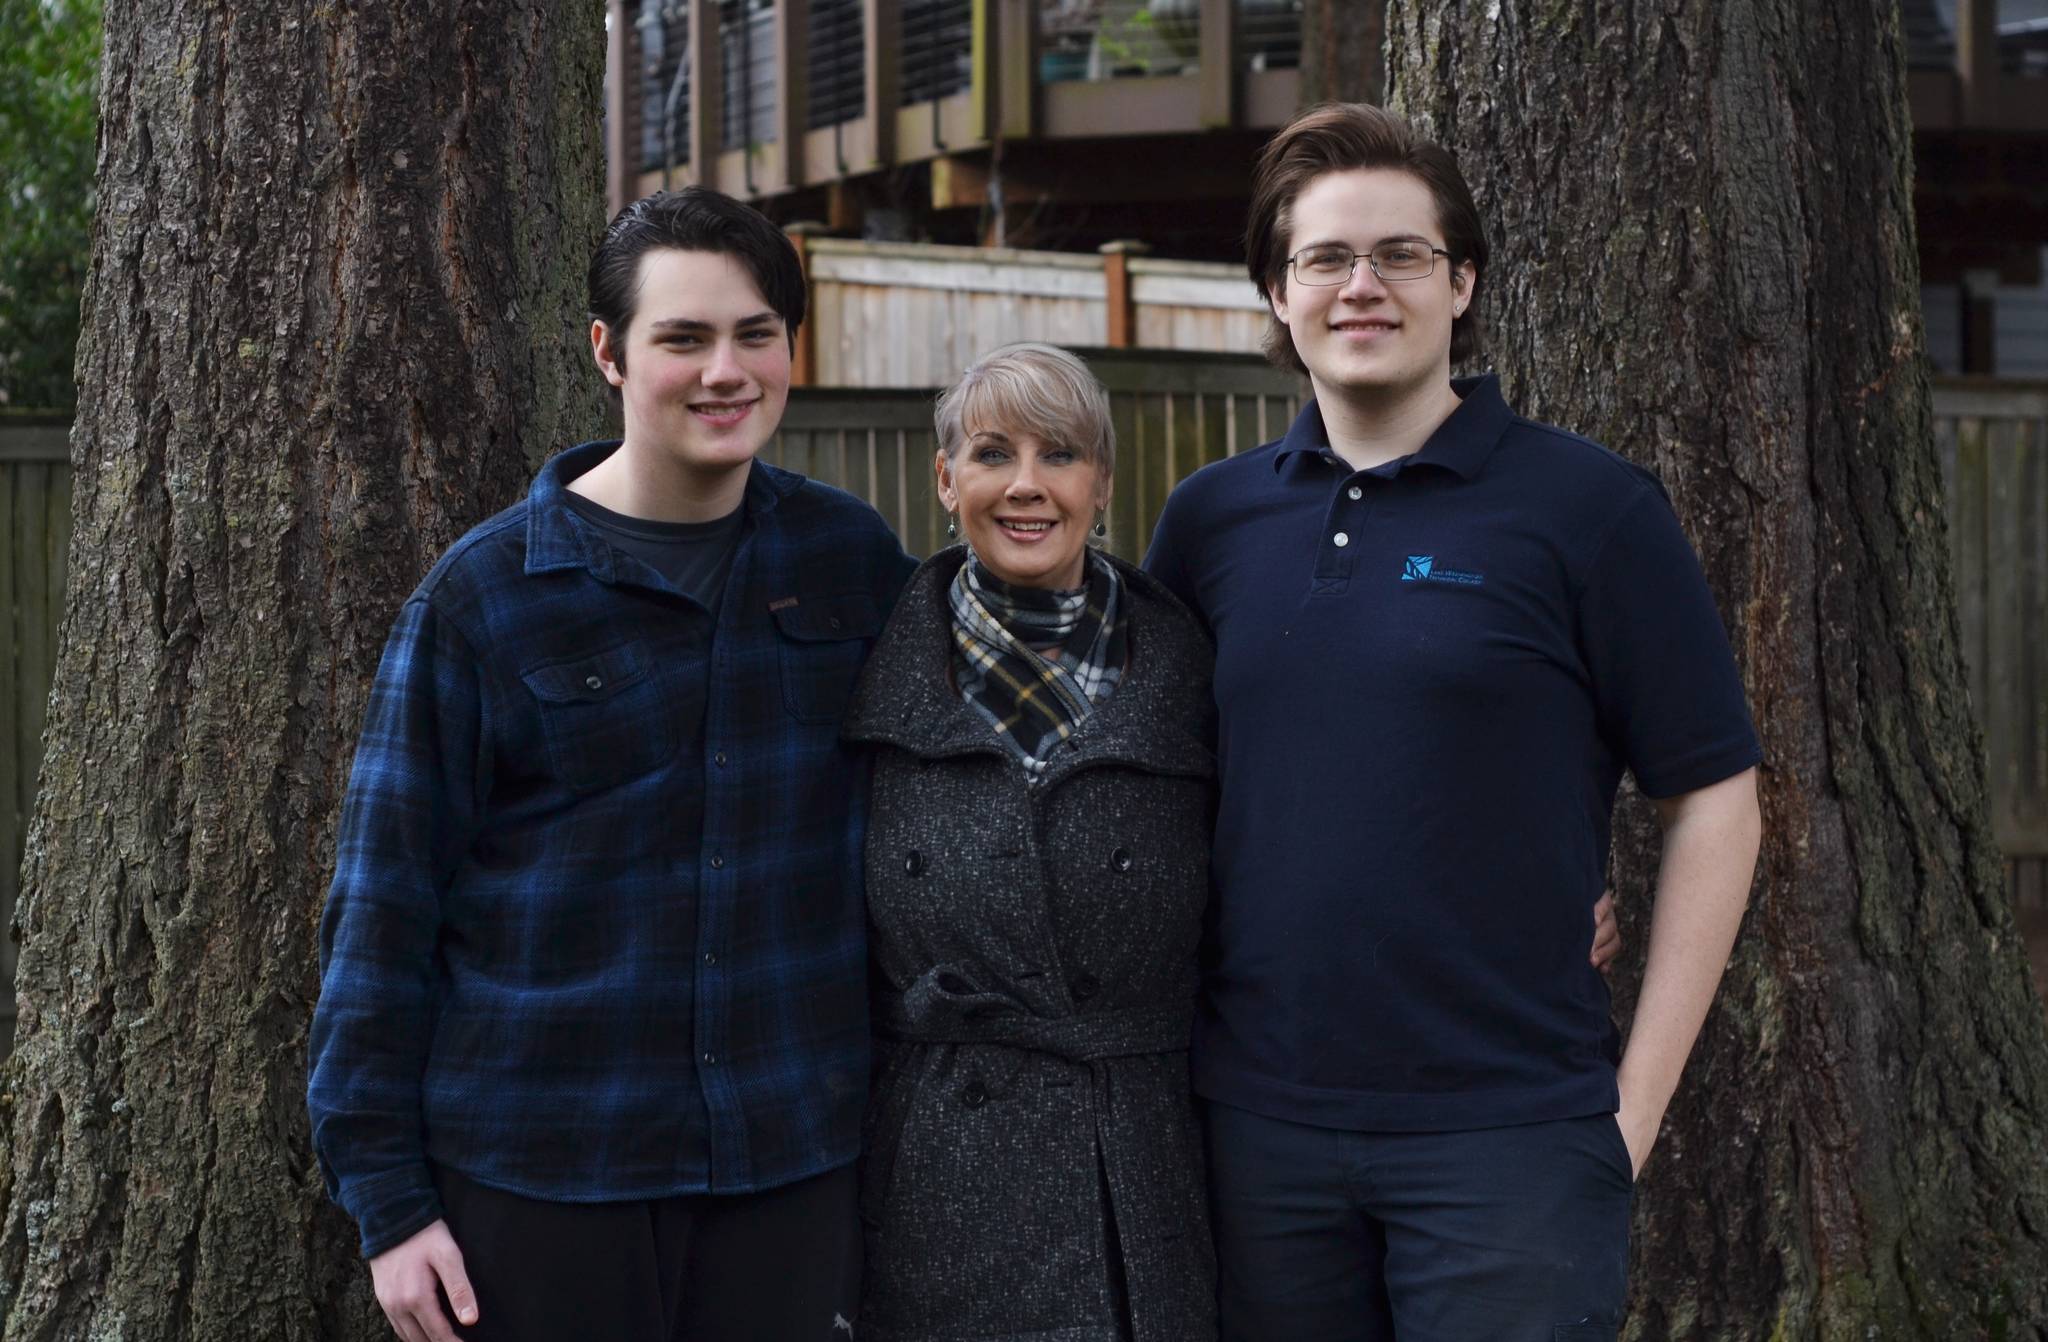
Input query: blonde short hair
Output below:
<box><xmin>935</xmin><ymin>343</ymin><xmax>1116</xmax><ymax>477</ymax></box>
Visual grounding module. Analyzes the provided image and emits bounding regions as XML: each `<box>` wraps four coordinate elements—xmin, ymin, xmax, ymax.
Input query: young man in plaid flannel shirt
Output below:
<box><xmin>309</xmin><ymin>188</ymin><xmax>916</xmax><ymax>1342</ymax></box>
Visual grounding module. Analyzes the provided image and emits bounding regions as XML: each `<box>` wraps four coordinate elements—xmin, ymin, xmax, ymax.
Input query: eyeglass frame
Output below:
<box><xmin>1286</xmin><ymin>241</ymin><xmax>1456</xmax><ymax>286</ymax></box>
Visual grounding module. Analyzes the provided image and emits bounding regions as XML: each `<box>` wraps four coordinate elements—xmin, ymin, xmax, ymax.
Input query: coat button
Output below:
<box><xmin>585</xmin><ymin>675</ymin><xmax>603</xmax><ymax>690</ymax></box>
<box><xmin>904</xmin><ymin>849</ymin><xmax>925</xmax><ymax>876</ymax></box>
<box><xmin>960</xmin><ymin>1080</ymin><xmax>988</xmax><ymax>1108</ymax></box>
<box><xmin>1109</xmin><ymin>847</ymin><xmax>1133</xmax><ymax>873</ymax></box>
<box><xmin>828</xmin><ymin>615</ymin><xmax>844</xmax><ymax>631</ymax></box>
<box><xmin>1071</xmin><ymin>973</ymin><xmax>1100</xmax><ymax>1002</ymax></box>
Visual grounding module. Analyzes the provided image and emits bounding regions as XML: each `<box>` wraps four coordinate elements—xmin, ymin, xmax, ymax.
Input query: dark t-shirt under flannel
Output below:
<box><xmin>562</xmin><ymin>489</ymin><xmax>743</xmax><ymax>616</ymax></box>
<box><xmin>309</xmin><ymin>442</ymin><xmax>916</xmax><ymax>1257</ymax></box>
<box><xmin>1144</xmin><ymin>376</ymin><xmax>1761</xmax><ymax>1134</ymax></box>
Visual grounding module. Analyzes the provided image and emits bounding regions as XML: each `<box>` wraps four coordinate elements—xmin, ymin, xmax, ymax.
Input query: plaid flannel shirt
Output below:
<box><xmin>308</xmin><ymin>442</ymin><xmax>916</xmax><ymax>1258</ymax></box>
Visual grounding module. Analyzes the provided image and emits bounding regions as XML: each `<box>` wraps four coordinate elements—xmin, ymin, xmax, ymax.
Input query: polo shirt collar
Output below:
<box><xmin>1271</xmin><ymin>374</ymin><xmax>1513</xmax><ymax>481</ymax></box>
<box><xmin>524</xmin><ymin>441</ymin><xmax>796</xmax><ymax>580</ymax></box>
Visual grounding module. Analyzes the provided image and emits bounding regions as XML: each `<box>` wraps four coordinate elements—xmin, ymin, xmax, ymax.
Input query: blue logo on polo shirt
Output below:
<box><xmin>1402</xmin><ymin>555</ymin><xmax>1484</xmax><ymax>586</ymax></box>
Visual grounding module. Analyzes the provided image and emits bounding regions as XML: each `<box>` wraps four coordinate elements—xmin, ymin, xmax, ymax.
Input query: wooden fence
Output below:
<box><xmin>4</xmin><ymin>366</ymin><xmax>2047</xmax><ymax>1049</ymax></box>
<box><xmin>0</xmin><ymin>416</ymin><xmax>72</xmax><ymax>1056</ymax></box>
<box><xmin>1933</xmin><ymin>380</ymin><xmax>2048</xmax><ymax>923</ymax></box>
<box><xmin>798</xmin><ymin>238</ymin><xmax>1269</xmax><ymax>387</ymax></box>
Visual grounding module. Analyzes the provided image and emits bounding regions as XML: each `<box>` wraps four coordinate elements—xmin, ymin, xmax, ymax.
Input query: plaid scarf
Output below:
<box><xmin>948</xmin><ymin>550</ymin><xmax>1127</xmax><ymax>774</ymax></box>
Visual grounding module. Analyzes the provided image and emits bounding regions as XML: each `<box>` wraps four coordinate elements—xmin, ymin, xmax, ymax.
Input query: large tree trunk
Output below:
<box><xmin>1299</xmin><ymin>0</ymin><xmax>1384</xmax><ymax>106</ymax></box>
<box><xmin>1386</xmin><ymin>2</ymin><xmax>2048</xmax><ymax>1336</ymax></box>
<box><xmin>0</xmin><ymin>4</ymin><xmax>605</xmax><ymax>1336</ymax></box>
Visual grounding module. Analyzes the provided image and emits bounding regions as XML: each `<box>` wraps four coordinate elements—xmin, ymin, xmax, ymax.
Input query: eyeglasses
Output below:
<box><xmin>1288</xmin><ymin>242</ymin><xmax>1453</xmax><ymax>286</ymax></box>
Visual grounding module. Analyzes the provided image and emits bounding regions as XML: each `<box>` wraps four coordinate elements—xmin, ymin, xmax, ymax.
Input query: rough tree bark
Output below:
<box><xmin>1299</xmin><ymin>0</ymin><xmax>1385</xmax><ymax>106</ymax></box>
<box><xmin>0</xmin><ymin>3</ymin><xmax>605</xmax><ymax>1337</ymax></box>
<box><xmin>1386</xmin><ymin>2</ymin><xmax>2048</xmax><ymax>1337</ymax></box>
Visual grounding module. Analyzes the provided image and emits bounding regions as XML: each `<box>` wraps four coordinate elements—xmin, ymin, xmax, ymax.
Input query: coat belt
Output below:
<box><xmin>875</xmin><ymin>966</ymin><xmax>1193</xmax><ymax>1061</ymax></box>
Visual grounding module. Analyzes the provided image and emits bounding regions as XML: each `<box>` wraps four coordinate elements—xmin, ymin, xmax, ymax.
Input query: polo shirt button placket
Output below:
<box><xmin>1314</xmin><ymin>469</ymin><xmax>1369</xmax><ymax>590</ymax></box>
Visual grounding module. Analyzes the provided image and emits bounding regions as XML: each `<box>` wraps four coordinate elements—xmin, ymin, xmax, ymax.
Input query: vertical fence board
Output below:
<box><xmin>15</xmin><ymin>466</ymin><xmax>53</xmax><ymax>846</ymax></box>
<box><xmin>815</xmin><ymin>282</ymin><xmax>845</xmax><ymax>385</ymax></box>
<box><xmin>1955</xmin><ymin>419</ymin><xmax>1990</xmax><ymax>722</ymax></box>
<box><xmin>1989</xmin><ymin>421</ymin><xmax>2025</xmax><ymax>836</ymax></box>
<box><xmin>2019</xmin><ymin>423</ymin><xmax>2046</xmax><ymax>837</ymax></box>
<box><xmin>1107</xmin><ymin>390</ymin><xmax>1143</xmax><ymax>560</ymax></box>
<box><xmin>0</xmin><ymin>461</ymin><xmax>20</xmax><ymax>1049</ymax></box>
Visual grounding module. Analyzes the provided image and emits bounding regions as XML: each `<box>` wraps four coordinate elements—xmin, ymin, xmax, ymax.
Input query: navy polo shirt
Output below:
<box><xmin>1143</xmin><ymin>375</ymin><xmax>1761</xmax><ymax>1133</ymax></box>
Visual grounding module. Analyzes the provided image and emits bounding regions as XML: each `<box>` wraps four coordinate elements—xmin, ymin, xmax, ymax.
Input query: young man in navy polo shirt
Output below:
<box><xmin>309</xmin><ymin>189</ymin><xmax>914</xmax><ymax>1341</ymax></box>
<box><xmin>1145</xmin><ymin>105</ymin><xmax>1763</xmax><ymax>1339</ymax></box>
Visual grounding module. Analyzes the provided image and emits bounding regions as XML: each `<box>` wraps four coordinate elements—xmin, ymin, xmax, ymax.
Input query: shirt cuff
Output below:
<box><xmin>1633</xmin><ymin>739</ymin><xmax>1763</xmax><ymax>800</ymax></box>
<box><xmin>346</xmin><ymin>1163</ymin><xmax>445</xmax><ymax>1260</ymax></box>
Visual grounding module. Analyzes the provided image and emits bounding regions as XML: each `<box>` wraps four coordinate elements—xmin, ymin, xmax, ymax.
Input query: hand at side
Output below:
<box><xmin>370</xmin><ymin>1219</ymin><xmax>478</xmax><ymax>1342</ymax></box>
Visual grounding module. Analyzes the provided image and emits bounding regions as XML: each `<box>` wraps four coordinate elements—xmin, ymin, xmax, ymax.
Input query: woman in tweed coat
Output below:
<box><xmin>843</xmin><ymin>344</ymin><xmax>1219</xmax><ymax>1342</ymax></box>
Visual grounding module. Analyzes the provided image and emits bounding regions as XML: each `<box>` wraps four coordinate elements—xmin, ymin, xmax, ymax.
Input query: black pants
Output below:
<box><xmin>436</xmin><ymin>1164</ymin><xmax>861</xmax><ymax>1342</ymax></box>
<box><xmin>1203</xmin><ymin>1102</ymin><xmax>1633</xmax><ymax>1342</ymax></box>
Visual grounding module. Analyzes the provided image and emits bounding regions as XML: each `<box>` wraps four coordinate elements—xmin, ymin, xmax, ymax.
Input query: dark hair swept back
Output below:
<box><xmin>587</xmin><ymin>186</ymin><xmax>806</xmax><ymax>372</ymax></box>
<box><xmin>1245</xmin><ymin>103</ymin><xmax>1489</xmax><ymax>372</ymax></box>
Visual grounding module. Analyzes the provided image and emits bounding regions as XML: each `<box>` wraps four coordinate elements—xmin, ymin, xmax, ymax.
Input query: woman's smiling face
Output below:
<box><xmin>937</xmin><ymin>426</ymin><xmax>1110</xmax><ymax>591</ymax></box>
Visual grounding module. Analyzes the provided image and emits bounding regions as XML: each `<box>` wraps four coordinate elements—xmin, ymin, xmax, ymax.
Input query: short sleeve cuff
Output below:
<box><xmin>1633</xmin><ymin>738</ymin><xmax>1763</xmax><ymax>800</ymax></box>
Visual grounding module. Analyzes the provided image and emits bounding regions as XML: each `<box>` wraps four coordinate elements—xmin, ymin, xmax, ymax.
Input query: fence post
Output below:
<box><xmin>687</xmin><ymin>0</ymin><xmax>721</xmax><ymax>188</ymax></box>
<box><xmin>1100</xmin><ymin>240</ymin><xmax>1151</xmax><ymax>349</ymax></box>
<box><xmin>776</xmin><ymin>0</ymin><xmax>811</xmax><ymax>192</ymax></box>
<box><xmin>786</xmin><ymin>221</ymin><xmax>827</xmax><ymax>386</ymax></box>
<box><xmin>1957</xmin><ymin>0</ymin><xmax>2001</xmax><ymax>125</ymax></box>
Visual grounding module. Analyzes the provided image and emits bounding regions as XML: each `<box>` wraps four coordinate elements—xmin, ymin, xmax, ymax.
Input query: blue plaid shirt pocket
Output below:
<box><xmin>520</xmin><ymin>642</ymin><xmax>675</xmax><ymax>791</ymax></box>
<box><xmin>773</xmin><ymin>593</ymin><xmax>882</xmax><ymax>723</ymax></box>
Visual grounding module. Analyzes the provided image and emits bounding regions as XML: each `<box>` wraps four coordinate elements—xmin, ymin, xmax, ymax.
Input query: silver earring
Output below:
<box><xmin>946</xmin><ymin>513</ymin><xmax>958</xmax><ymax>538</ymax></box>
<box><xmin>1093</xmin><ymin>516</ymin><xmax>1107</xmax><ymax>538</ymax></box>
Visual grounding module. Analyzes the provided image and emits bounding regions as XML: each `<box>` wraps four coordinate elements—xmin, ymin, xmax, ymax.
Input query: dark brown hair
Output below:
<box><xmin>1246</xmin><ymin>103</ymin><xmax>1488</xmax><ymax>372</ymax></box>
<box><xmin>587</xmin><ymin>186</ymin><xmax>806</xmax><ymax>374</ymax></box>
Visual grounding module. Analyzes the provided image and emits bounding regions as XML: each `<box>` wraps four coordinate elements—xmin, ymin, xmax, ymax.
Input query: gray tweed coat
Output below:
<box><xmin>844</xmin><ymin>547</ymin><xmax>1219</xmax><ymax>1342</ymax></box>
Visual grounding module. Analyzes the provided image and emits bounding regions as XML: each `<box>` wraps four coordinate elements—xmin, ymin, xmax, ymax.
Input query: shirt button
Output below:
<box><xmin>828</xmin><ymin>616</ymin><xmax>844</xmax><ymax>631</ymax></box>
<box><xmin>1347</xmin><ymin>486</ymin><xmax>1363</xmax><ymax>501</ymax></box>
<box><xmin>1109</xmin><ymin>847</ymin><xmax>1133</xmax><ymax>873</ymax></box>
<box><xmin>709</xmin><ymin>854</ymin><xmax>725</xmax><ymax>870</ymax></box>
<box><xmin>960</xmin><ymin>1081</ymin><xmax>988</xmax><ymax>1109</ymax></box>
<box><xmin>585</xmin><ymin>675</ymin><xmax>603</xmax><ymax>690</ymax></box>
<box><xmin>702</xmin><ymin>1052</ymin><xmax>717</xmax><ymax>1065</ymax></box>
<box><xmin>1333</xmin><ymin>532</ymin><xmax>1350</xmax><ymax>547</ymax></box>
<box><xmin>703</xmin><ymin>952</ymin><xmax>718</xmax><ymax>966</ymax></box>
<box><xmin>714</xmin><ymin>751</ymin><xmax>728</xmax><ymax>767</ymax></box>
<box><xmin>1072</xmin><ymin>973</ymin><xmax>1101</xmax><ymax>1002</ymax></box>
